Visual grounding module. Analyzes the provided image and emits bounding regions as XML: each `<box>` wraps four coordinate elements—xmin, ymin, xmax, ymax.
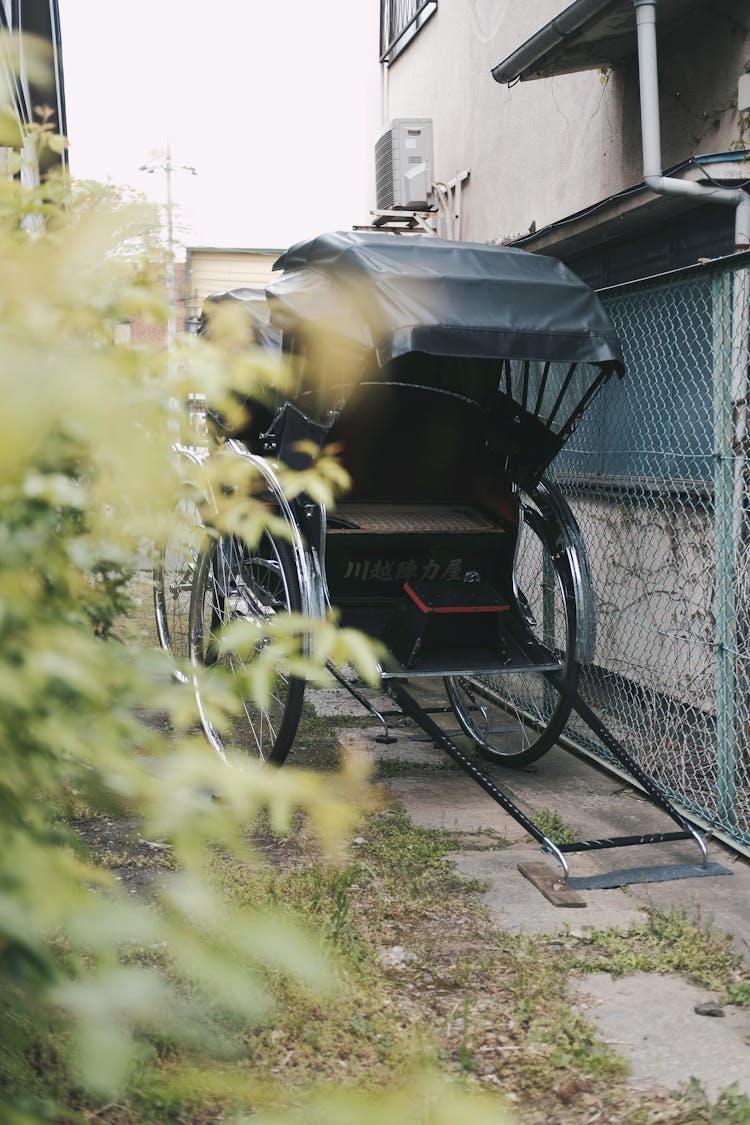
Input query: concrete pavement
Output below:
<box><xmin>305</xmin><ymin>679</ymin><xmax>750</xmax><ymax>1101</ymax></box>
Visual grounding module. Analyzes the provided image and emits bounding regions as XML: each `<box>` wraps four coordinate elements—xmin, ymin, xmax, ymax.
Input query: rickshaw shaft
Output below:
<box><xmin>326</xmin><ymin>662</ymin><xmax>398</xmax><ymax>743</ymax></box>
<box><xmin>385</xmin><ymin>680</ymin><xmax>570</xmax><ymax>877</ymax></box>
<box><xmin>327</xmin><ymin>663</ymin><xmax>452</xmax><ymax>743</ymax></box>
<box><xmin>553</xmin><ymin>677</ymin><xmax>708</xmax><ymax>868</ymax></box>
<box><xmin>385</xmin><ymin>678</ymin><xmax>707</xmax><ymax>881</ymax></box>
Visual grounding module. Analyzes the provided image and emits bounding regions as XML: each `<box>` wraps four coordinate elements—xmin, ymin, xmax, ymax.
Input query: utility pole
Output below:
<box><xmin>140</xmin><ymin>144</ymin><xmax>197</xmax><ymax>359</ymax></box>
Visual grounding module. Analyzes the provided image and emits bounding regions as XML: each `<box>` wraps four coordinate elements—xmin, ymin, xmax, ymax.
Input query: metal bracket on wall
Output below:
<box><xmin>356</xmin><ymin>208</ymin><xmax>440</xmax><ymax>235</ymax></box>
<box><xmin>356</xmin><ymin>169</ymin><xmax>471</xmax><ymax>240</ymax></box>
<box><xmin>432</xmin><ymin>168</ymin><xmax>471</xmax><ymax>240</ymax></box>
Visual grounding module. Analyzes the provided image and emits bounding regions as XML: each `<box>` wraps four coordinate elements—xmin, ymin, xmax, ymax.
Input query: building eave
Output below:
<box><xmin>491</xmin><ymin>0</ymin><xmax>734</xmax><ymax>84</ymax></box>
<box><xmin>507</xmin><ymin>153</ymin><xmax>750</xmax><ymax>258</ymax></box>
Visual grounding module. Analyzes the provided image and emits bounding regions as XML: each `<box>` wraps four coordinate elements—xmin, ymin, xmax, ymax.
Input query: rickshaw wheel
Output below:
<box><xmin>445</xmin><ymin>507</ymin><xmax>578</xmax><ymax>768</ymax></box>
<box><xmin>189</xmin><ymin>531</ymin><xmax>305</xmax><ymax>764</ymax></box>
<box><xmin>153</xmin><ymin>488</ymin><xmax>204</xmax><ymax>684</ymax></box>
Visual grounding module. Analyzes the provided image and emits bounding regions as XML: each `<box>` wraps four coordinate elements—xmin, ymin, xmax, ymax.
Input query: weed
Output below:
<box><xmin>532</xmin><ymin>807</ymin><xmax>577</xmax><ymax>845</ymax></box>
<box><xmin>443</xmin><ymin>828</ymin><xmax>509</xmax><ymax>853</ymax></box>
<box><xmin>97</xmin><ymin>848</ymin><xmax>176</xmax><ymax>870</ymax></box>
<box><xmin>289</xmin><ymin>702</ymin><xmax>373</xmax><ymax>770</ymax></box>
<box><xmin>711</xmin><ymin>1084</ymin><xmax>750</xmax><ymax>1123</ymax></box>
<box><xmin>312</xmin><ymin>864</ymin><xmax>364</xmax><ymax>950</ymax></box>
<box><xmin>359</xmin><ymin>806</ymin><xmax>452</xmax><ymax>878</ymax></box>
<box><xmin>458</xmin><ymin>993</ymin><xmax>476</xmax><ymax>1073</ymax></box>
<box><xmin>726</xmin><ymin>981</ymin><xmax>750</xmax><ymax>1006</ymax></box>
<box><xmin>577</xmin><ymin>908</ymin><xmax>748</xmax><ymax>991</ymax></box>
<box><xmin>667</xmin><ymin>1077</ymin><xmax>750</xmax><ymax>1124</ymax></box>
<box><xmin>374</xmin><ymin>757</ymin><xmax>459</xmax><ymax>779</ymax></box>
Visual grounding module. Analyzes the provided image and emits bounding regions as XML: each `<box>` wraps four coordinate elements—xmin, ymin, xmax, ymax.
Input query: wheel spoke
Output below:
<box><xmin>154</xmin><ymin>494</ymin><xmax>203</xmax><ymax>684</ymax></box>
<box><xmin>446</xmin><ymin>491</ymin><xmax>578</xmax><ymax>767</ymax></box>
<box><xmin>189</xmin><ymin>532</ymin><xmax>304</xmax><ymax>764</ymax></box>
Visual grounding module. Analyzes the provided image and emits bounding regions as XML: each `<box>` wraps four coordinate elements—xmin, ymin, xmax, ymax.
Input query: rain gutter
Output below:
<box><xmin>634</xmin><ymin>0</ymin><xmax>750</xmax><ymax>249</ymax></box>
<box><xmin>491</xmin><ymin>0</ymin><xmax>615</xmax><ymax>84</ymax></box>
<box><xmin>510</xmin><ymin>151</ymin><xmax>749</xmax><ymax>253</ymax></box>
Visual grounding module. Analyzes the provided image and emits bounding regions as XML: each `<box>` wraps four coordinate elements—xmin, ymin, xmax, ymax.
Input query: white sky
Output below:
<box><xmin>57</xmin><ymin>0</ymin><xmax>382</xmax><ymax>251</ymax></box>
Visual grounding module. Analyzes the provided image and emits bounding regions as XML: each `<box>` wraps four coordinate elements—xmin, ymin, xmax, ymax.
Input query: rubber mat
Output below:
<box><xmin>568</xmin><ymin>862</ymin><xmax>732</xmax><ymax>890</ymax></box>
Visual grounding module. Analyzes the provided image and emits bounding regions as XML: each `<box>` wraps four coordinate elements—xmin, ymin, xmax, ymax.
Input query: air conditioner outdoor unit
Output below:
<box><xmin>375</xmin><ymin>118</ymin><xmax>434</xmax><ymax>210</ymax></box>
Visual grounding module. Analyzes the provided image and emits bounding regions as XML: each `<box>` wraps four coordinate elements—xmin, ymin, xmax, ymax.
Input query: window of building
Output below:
<box><xmin>380</xmin><ymin>0</ymin><xmax>437</xmax><ymax>66</ymax></box>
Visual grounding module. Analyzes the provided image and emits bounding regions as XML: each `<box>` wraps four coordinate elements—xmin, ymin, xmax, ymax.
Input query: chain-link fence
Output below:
<box><xmin>550</xmin><ymin>251</ymin><xmax>750</xmax><ymax>852</ymax></box>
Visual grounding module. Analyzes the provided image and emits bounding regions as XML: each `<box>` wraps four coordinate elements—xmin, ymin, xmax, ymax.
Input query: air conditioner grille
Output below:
<box><xmin>375</xmin><ymin>130</ymin><xmax>396</xmax><ymax>210</ymax></box>
<box><xmin>374</xmin><ymin>118</ymin><xmax>433</xmax><ymax>210</ymax></box>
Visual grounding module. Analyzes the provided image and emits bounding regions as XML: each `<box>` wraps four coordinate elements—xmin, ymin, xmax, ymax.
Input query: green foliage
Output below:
<box><xmin>241</xmin><ymin>1077</ymin><xmax>515</xmax><ymax>1124</ymax></box>
<box><xmin>667</xmin><ymin>1078</ymin><xmax>750</xmax><ymax>1125</ymax></box>
<box><xmin>577</xmin><ymin>909</ymin><xmax>748</xmax><ymax>991</ymax></box>
<box><xmin>0</xmin><ymin>143</ymin><xmax>379</xmax><ymax>1120</ymax></box>
<box><xmin>532</xmin><ymin>807</ymin><xmax>577</xmax><ymax>845</ymax></box>
<box><xmin>0</xmin><ymin>130</ymin><xmax>516</xmax><ymax>1123</ymax></box>
<box><xmin>725</xmin><ymin>980</ymin><xmax>750</xmax><ymax>1007</ymax></box>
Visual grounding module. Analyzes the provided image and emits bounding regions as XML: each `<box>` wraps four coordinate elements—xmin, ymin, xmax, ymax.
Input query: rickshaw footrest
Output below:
<box><xmin>387</xmin><ymin>679</ymin><xmax>711</xmax><ymax>887</ymax></box>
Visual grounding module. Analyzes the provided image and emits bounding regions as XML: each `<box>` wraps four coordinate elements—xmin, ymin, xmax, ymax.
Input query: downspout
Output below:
<box><xmin>634</xmin><ymin>0</ymin><xmax>750</xmax><ymax>249</ymax></box>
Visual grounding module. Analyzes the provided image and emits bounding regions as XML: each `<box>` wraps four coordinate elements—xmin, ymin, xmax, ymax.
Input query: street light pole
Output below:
<box><xmin>140</xmin><ymin>144</ymin><xmax>196</xmax><ymax>361</ymax></box>
<box><xmin>164</xmin><ymin>142</ymin><xmax>176</xmax><ymax>357</ymax></box>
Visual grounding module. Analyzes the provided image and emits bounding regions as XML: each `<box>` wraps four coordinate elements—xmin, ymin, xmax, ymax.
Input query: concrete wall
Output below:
<box><xmin>383</xmin><ymin>0</ymin><xmax>749</xmax><ymax>244</ymax></box>
<box><xmin>569</xmin><ymin>495</ymin><xmax>715</xmax><ymax>711</ymax></box>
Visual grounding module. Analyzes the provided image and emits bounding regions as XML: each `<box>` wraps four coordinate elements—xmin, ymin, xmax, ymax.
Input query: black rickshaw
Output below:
<box><xmin>155</xmin><ymin>231</ymin><xmax>711</xmax><ymax>884</ymax></box>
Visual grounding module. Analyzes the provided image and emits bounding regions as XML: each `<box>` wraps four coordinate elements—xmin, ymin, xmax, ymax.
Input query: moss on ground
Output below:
<box><xmin>68</xmin><ymin>584</ymin><xmax>750</xmax><ymax>1123</ymax></box>
<box><xmin>52</xmin><ymin>795</ymin><xmax>750</xmax><ymax>1125</ymax></box>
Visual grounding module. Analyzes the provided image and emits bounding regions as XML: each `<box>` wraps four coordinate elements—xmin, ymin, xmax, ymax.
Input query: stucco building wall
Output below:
<box><xmin>382</xmin><ymin>1</ymin><xmax>749</xmax><ymax>245</ymax></box>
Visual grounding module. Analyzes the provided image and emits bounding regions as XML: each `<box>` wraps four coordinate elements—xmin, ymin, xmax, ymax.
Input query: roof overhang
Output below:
<box><xmin>492</xmin><ymin>0</ymin><xmax>729</xmax><ymax>84</ymax></box>
<box><xmin>509</xmin><ymin>155</ymin><xmax>750</xmax><ymax>259</ymax></box>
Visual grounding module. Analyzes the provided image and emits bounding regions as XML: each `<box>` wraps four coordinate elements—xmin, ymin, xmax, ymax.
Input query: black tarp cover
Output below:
<box><xmin>268</xmin><ymin>231</ymin><xmax>624</xmax><ymax>376</ymax></box>
<box><xmin>200</xmin><ymin>287</ymin><xmax>281</xmax><ymax>352</ymax></box>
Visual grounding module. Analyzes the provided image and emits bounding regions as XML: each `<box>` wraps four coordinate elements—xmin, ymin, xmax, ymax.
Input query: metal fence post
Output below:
<box><xmin>712</xmin><ymin>271</ymin><xmax>738</xmax><ymax>826</ymax></box>
<box><xmin>549</xmin><ymin>259</ymin><xmax>750</xmax><ymax>851</ymax></box>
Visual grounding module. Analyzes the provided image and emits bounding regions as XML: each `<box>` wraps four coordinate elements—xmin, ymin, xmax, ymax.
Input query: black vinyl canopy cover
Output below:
<box><xmin>268</xmin><ymin>230</ymin><xmax>624</xmax><ymax>376</ymax></box>
<box><xmin>200</xmin><ymin>287</ymin><xmax>281</xmax><ymax>352</ymax></box>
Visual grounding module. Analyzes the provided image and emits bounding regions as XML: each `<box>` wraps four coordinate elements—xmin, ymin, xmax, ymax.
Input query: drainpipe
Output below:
<box><xmin>634</xmin><ymin>0</ymin><xmax>750</xmax><ymax>249</ymax></box>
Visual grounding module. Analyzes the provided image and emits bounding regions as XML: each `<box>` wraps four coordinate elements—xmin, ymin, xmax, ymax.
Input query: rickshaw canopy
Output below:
<box><xmin>267</xmin><ymin>230</ymin><xmax>624</xmax><ymax>375</ymax></box>
<box><xmin>200</xmin><ymin>287</ymin><xmax>281</xmax><ymax>352</ymax></box>
<box><xmin>202</xmin><ymin>230</ymin><xmax>626</xmax><ymax>487</ymax></box>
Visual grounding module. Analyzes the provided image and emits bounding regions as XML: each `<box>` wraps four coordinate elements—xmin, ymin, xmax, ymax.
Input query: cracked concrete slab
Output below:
<box><xmin>338</xmin><ymin>725</ymin><xmax>446</xmax><ymax>767</ymax></box>
<box><xmin>570</xmin><ymin>973</ymin><xmax>750</xmax><ymax>1100</ymax></box>
<box><xmin>386</xmin><ymin>774</ymin><xmax>532</xmax><ymax>842</ymax></box>
<box><xmin>306</xmin><ymin>685</ymin><xmax>394</xmax><ymax>718</ymax></box>
<box><xmin>449</xmin><ymin>846</ymin><xmax>648</xmax><ymax>934</ymax></box>
<box><xmin>318</xmin><ymin>677</ymin><xmax>750</xmax><ymax>1101</ymax></box>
